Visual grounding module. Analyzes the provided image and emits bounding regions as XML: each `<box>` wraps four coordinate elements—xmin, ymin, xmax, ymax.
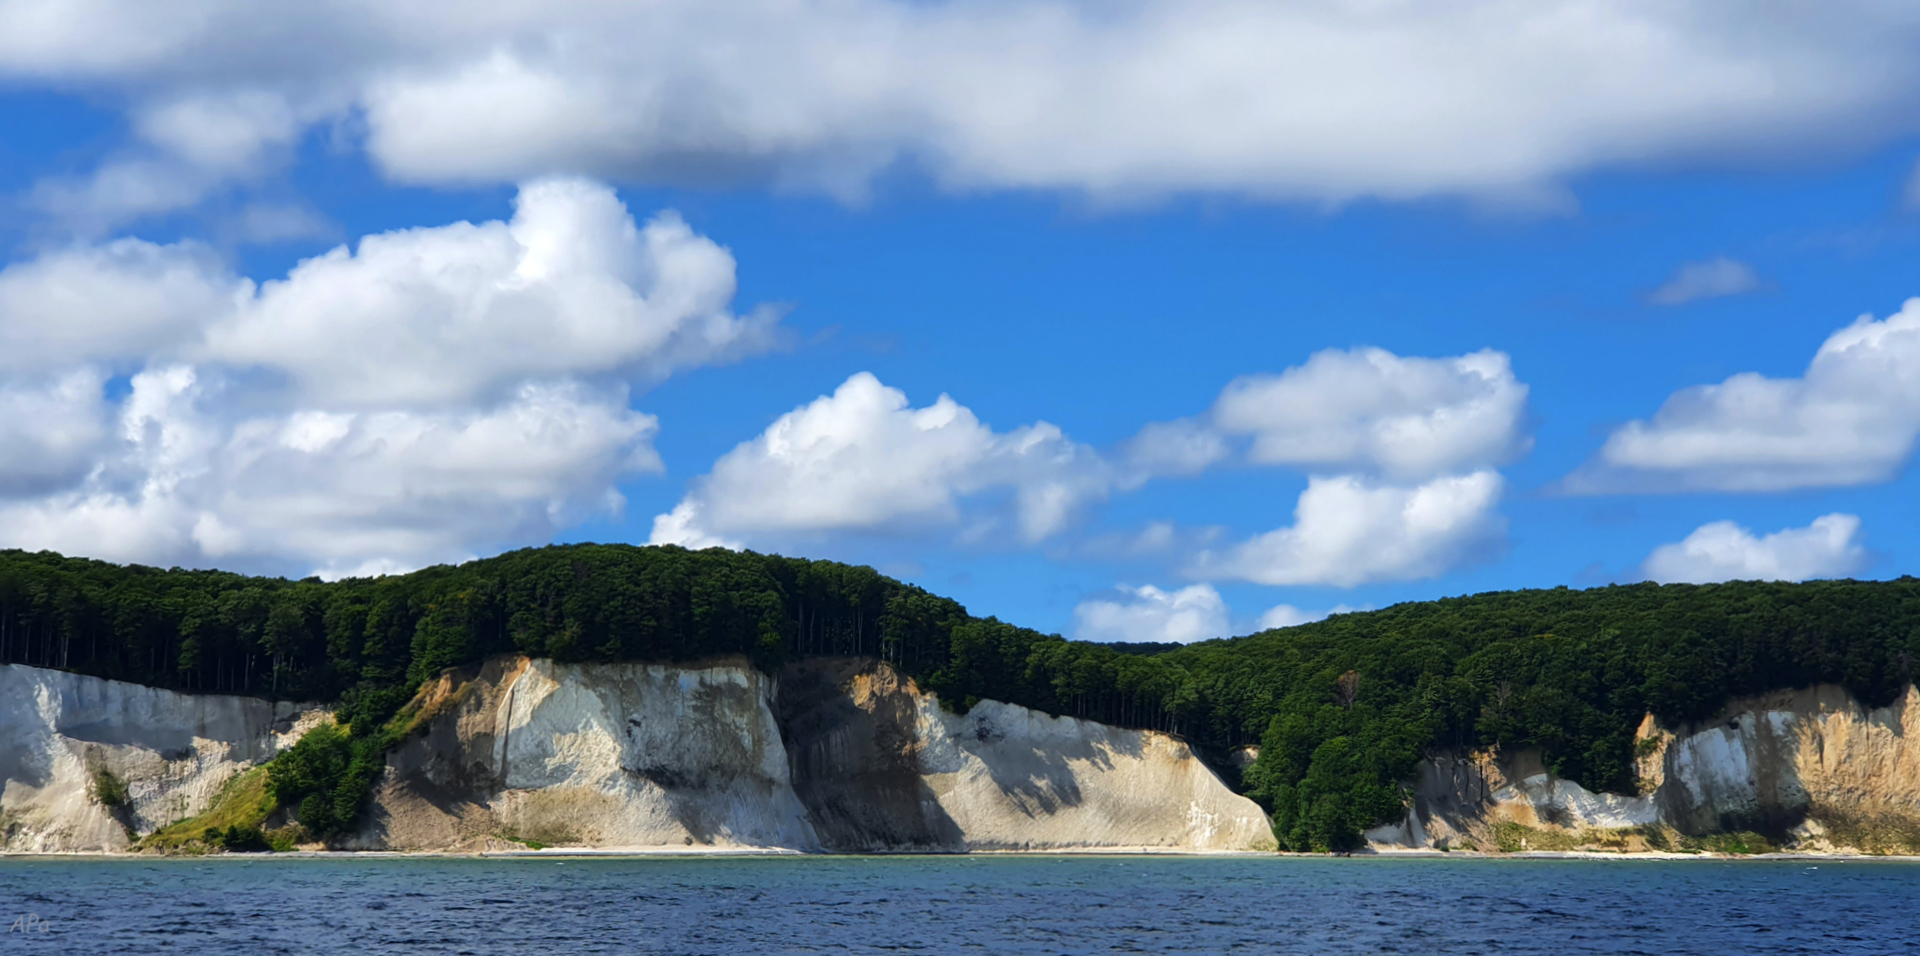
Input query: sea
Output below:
<box><xmin>2</xmin><ymin>854</ymin><xmax>1917</xmax><ymax>955</ymax></box>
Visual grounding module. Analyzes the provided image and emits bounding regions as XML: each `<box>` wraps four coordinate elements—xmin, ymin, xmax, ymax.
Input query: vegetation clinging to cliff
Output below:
<box><xmin>3</xmin><ymin>545</ymin><xmax>1917</xmax><ymax>851</ymax></box>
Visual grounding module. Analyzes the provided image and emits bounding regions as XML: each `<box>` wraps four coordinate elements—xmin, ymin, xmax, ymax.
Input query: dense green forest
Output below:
<box><xmin>3</xmin><ymin>544</ymin><xmax>1916</xmax><ymax>850</ymax></box>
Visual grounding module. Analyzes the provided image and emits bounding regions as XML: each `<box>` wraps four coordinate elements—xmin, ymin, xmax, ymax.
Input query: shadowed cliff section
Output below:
<box><xmin>776</xmin><ymin>658</ymin><xmax>965</xmax><ymax>851</ymax></box>
<box><xmin>779</xmin><ymin>656</ymin><xmax>1276</xmax><ymax>852</ymax></box>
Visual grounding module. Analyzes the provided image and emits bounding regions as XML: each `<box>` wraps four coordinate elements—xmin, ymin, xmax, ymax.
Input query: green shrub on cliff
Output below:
<box><xmin>267</xmin><ymin>718</ymin><xmax>405</xmax><ymax>839</ymax></box>
<box><xmin>205</xmin><ymin>824</ymin><xmax>271</xmax><ymax>852</ymax></box>
<box><xmin>89</xmin><ymin>766</ymin><xmax>129</xmax><ymax>809</ymax></box>
<box><xmin>5</xmin><ymin>545</ymin><xmax>1918</xmax><ymax>851</ymax></box>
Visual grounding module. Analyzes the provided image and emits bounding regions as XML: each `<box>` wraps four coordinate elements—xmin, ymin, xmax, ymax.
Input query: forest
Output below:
<box><xmin>3</xmin><ymin>543</ymin><xmax>1916</xmax><ymax>850</ymax></box>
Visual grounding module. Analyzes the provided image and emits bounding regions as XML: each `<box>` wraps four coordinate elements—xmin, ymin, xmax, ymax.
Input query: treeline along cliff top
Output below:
<box><xmin>1</xmin><ymin>544</ymin><xmax>1915</xmax><ymax>850</ymax></box>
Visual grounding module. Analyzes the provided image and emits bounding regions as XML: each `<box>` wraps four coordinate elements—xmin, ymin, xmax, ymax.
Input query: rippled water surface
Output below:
<box><xmin>3</xmin><ymin>854</ymin><xmax>1918</xmax><ymax>954</ymax></box>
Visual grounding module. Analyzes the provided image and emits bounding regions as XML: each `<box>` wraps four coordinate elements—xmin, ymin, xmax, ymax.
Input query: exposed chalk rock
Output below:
<box><xmin>347</xmin><ymin>657</ymin><xmax>819</xmax><ymax>852</ymax></box>
<box><xmin>355</xmin><ymin>655</ymin><xmax>1274</xmax><ymax>852</ymax></box>
<box><xmin>1367</xmin><ymin>684</ymin><xmax>1920</xmax><ymax>853</ymax></box>
<box><xmin>778</xmin><ymin>658</ymin><xmax>1275</xmax><ymax>852</ymax></box>
<box><xmin>0</xmin><ymin>664</ymin><xmax>323</xmax><ymax>852</ymax></box>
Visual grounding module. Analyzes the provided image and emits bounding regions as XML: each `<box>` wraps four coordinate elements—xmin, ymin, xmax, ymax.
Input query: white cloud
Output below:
<box><xmin>134</xmin><ymin>92</ymin><xmax>300</xmax><ymax>174</ymax></box>
<box><xmin>1189</xmin><ymin>470</ymin><xmax>1506</xmax><ymax>587</ymax></box>
<box><xmin>204</xmin><ymin>177</ymin><xmax>778</xmax><ymax>407</ymax></box>
<box><xmin>643</xmin><ymin>342</ymin><xmax>1523</xmax><ymax>584</ymax></box>
<box><xmin>650</xmin><ymin>372</ymin><xmax>1111</xmax><ymax>548</ymax></box>
<box><xmin>0</xmin><ymin>369</ymin><xmax>657</xmax><ymax>577</ymax></box>
<box><xmin>1255</xmin><ymin>603</ymin><xmax>1360</xmax><ymax>631</ymax></box>
<box><xmin>7</xmin><ymin>2</ymin><xmax>1920</xmax><ymax>204</ymax></box>
<box><xmin>0</xmin><ymin>369</ymin><xmax>111</xmax><ymax>494</ymax></box>
<box><xmin>1641</xmin><ymin>513</ymin><xmax>1867</xmax><ymax>584</ymax></box>
<box><xmin>1122</xmin><ymin>419</ymin><xmax>1229</xmax><ymax>478</ymax></box>
<box><xmin>1646</xmin><ymin>256</ymin><xmax>1762</xmax><ymax>306</ymax></box>
<box><xmin>0</xmin><ymin>238</ymin><xmax>242</xmax><ymax>370</ymax></box>
<box><xmin>1073</xmin><ymin>520</ymin><xmax>1224</xmax><ymax>561</ymax></box>
<box><xmin>226</xmin><ymin>202</ymin><xmax>334</xmax><ymax>244</ymax></box>
<box><xmin>1199</xmin><ymin>347</ymin><xmax>1528</xmax><ymax>481</ymax></box>
<box><xmin>1109</xmin><ymin>346</ymin><xmax>1529</xmax><ymax>587</ymax></box>
<box><xmin>1571</xmin><ymin>298</ymin><xmax>1920</xmax><ymax>492</ymax></box>
<box><xmin>1075</xmin><ymin>586</ymin><xmax>1362</xmax><ymax>644</ymax></box>
<box><xmin>0</xmin><ymin>178</ymin><xmax>768</xmax><ymax>575</ymax></box>
<box><xmin>31</xmin><ymin>91</ymin><xmax>309</xmax><ymax>231</ymax></box>
<box><xmin>31</xmin><ymin>159</ymin><xmax>225</xmax><ymax>232</ymax></box>
<box><xmin>1073</xmin><ymin>584</ymin><xmax>1231</xmax><ymax>645</ymax></box>
<box><xmin>0</xmin><ymin>178</ymin><xmax>773</xmax><ymax>404</ymax></box>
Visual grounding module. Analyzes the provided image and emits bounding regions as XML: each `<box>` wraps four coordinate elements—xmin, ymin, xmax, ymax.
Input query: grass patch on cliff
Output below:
<box><xmin>497</xmin><ymin>833</ymin><xmax>551</xmax><ymax>851</ymax></box>
<box><xmin>1488</xmin><ymin>822</ymin><xmax>1671</xmax><ymax>853</ymax></box>
<box><xmin>1490</xmin><ymin>822</ymin><xmax>1583</xmax><ymax>852</ymax></box>
<box><xmin>1678</xmin><ymin>831</ymin><xmax>1775</xmax><ymax>855</ymax></box>
<box><xmin>140</xmin><ymin>766</ymin><xmax>312</xmax><ymax>854</ymax></box>
<box><xmin>1630</xmin><ymin>825</ymin><xmax>1675</xmax><ymax>851</ymax></box>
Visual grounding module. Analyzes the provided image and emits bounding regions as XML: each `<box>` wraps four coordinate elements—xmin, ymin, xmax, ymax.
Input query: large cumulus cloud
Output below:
<box><xmin>8</xmin><ymin>1</ymin><xmax>1920</xmax><ymax>221</ymax></box>
<box><xmin>0</xmin><ymin>178</ymin><xmax>772</xmax><ymax>576</ymax></box>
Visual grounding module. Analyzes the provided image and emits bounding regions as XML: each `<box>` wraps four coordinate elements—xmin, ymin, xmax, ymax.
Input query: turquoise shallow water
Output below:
<box><xmin>1</xmin><ymin>854</ymin><xmax>1917</xmax><ymax>955</ymax></box>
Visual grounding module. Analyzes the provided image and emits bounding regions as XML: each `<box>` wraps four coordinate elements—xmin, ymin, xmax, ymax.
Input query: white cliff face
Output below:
<box><xmin>355</xmin><ymin>657</ymin><xmax>819</xmax><ymax>851</ymax></box>
<box><xmin>0</xmin><ymin>664</ymin><xmax>323</xmax><ymax>852</ymax></box>
<box><xmin>1367</xmin><ymin>683</ymin><xmax>1920</xmax><ymax>852</ymax></box>
<box><xmin>913</xmin><ymin>697</ymin><xmax>1276</xmax><ymax>851</ymax></box>
<box><xmin>491</xmin><ymin>659</ymin><xmax>820</xmax><ymax>849</ymax></box>
<box><xmin>1494</xmin><ymin>773</ymin><xmax>1659</xmax><ymax>830</ymax></box>
<box><xmin>2</xmin><ymin>655</ymin><xmax>1273</xmax><ymax>854</ymax></box>
<box><xmin>359</xmin><ymin>656</ymin><xmax>1275</xmax><ymax>853</ymax></box>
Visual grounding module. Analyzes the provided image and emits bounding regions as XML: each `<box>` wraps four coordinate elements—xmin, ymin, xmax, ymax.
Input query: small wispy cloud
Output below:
<box><xmin>1645</xmin><ymin>256</ymin><xmax>1762</xmax><ymax>306</ymax></box>
<box><xmin>1074</xmin><ymin>583</ymin><xmax>1232</xmax><ymax>645</ymax></box>
<box><xmin>1903</xmin><ymin>158</ymin><xmax>1920</xmax><ymax>210</ymax></box>
<box><xmin>1254</xmin><ymin>603</ymin><xmax>1362</xmax><ymax>630</ymax></box>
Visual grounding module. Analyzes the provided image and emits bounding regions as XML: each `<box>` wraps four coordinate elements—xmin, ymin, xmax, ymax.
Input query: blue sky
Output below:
<box><xmin>5</xmin><ymin>2</ymin><xmax>1920</xmax><ymax>642</ymax></box>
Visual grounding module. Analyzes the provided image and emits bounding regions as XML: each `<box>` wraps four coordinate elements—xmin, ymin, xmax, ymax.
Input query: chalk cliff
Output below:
<box><xmin>351</xmin><ymin>655</ymin><xmax>1274</xmax><ymax>852</ymax></box>
<box><xmin>1365</xmin><ymin>684</ymin><xmax>1920</xmax><ymax>853</ymax></box>
<box><xmin>33</xmin><ymin>656</ymin><xmax>1913</xmax><ymax>855</ymax></box>
<box><xmin>776</xmin><ymin>658</ymin><xmax>1275</xmax><ymax>852</ymax></box>
<box><xmin>0</xmin><ymin>657</ymin><xmax>1269</xmax><ymax>853</ymax></box>
<box><xmin>345</xmin><ymin>657</ymin><xmax>821</xmax><ymax>852</ymax></box>
<box><xmin>0</xmin><ymin>664</ymin><xmax>323</xmax><ymax>852</ymax></box>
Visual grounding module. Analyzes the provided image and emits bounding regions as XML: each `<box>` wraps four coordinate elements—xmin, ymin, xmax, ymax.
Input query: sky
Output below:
<box><xmin>3</xmin><ymin>1</ymin><xmax>1920</xmax><ymax>643</ymax></box>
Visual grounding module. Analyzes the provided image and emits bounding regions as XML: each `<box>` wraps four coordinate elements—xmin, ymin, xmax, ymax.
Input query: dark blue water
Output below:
<box><xmin>2</xmin><ymin>854</ymin><xmax>1916</xmax><ymax>954</ymax></box>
